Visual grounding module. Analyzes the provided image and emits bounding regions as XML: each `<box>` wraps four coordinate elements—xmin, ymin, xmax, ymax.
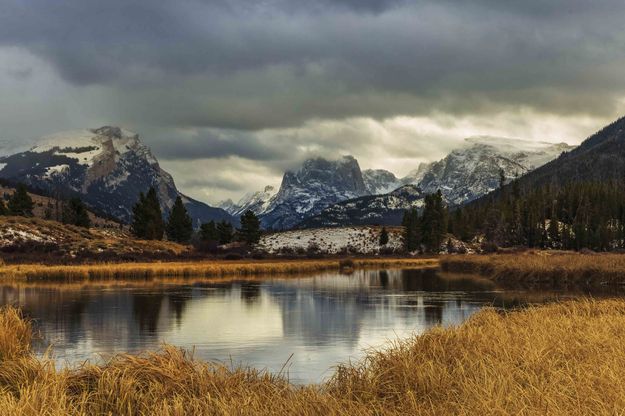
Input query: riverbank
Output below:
<box><xmin>1</xmin><ymin>299</ymin><xmax>624</xmax><ymax>414</ymax></box>
<box><xmin>0</xmin><ymin>257</ymin><xmax>438</xmax><ymax>282</ymax></box>
<box><xmin>441</xmin><ymin>252</ymin><xmax>625</xmax><ymax>286</ymax></box>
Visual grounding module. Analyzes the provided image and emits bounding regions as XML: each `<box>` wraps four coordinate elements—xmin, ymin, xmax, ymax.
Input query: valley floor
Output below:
<box><xmin>1</xmin><ymin>299</ymin><xmax>624</xmax><ymax>415</ymax></box>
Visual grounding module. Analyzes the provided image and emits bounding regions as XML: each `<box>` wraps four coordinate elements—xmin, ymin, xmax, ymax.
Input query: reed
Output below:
<box><xmin>440</xmin><ymin>252</ymin><xmax>625</xmax><ymax>285</ymax></box>
<box><xmin>1</xmin><ymin>299</ymin><xmax>624</xmax><ymax>414</ymax></box>
<box><xmin>0</xmin><ymin>258</ymin><xmax>438</xmax><ymax>283</ymax></box>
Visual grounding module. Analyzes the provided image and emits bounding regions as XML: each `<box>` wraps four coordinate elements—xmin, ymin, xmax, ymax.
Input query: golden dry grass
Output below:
<box><xmin>440</xmin><ymin>252</ymin><xmax>625</xmax><ymax>285</ymax></box>
<box><xmin>0</xmin><ymin>258</ymin><xmax>437</xmax><ymax>282</ymax></box>
<box><xmin>1</xmin><ymin>299</ymin><xmax>625</xmax><ymax>415</ymax></box>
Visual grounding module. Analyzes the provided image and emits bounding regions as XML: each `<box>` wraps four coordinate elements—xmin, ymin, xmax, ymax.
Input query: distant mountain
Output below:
<box><xmin>259</xmin><ymin>156</ymin><xmax>369</xmax><ymax>229</ymax></box>
<box><xmin>218</xmin><ymin>185</ymin><xmax>277</xmax><ymax>217</ymax></box>
<box><xmin>230</xmin><ymin>137</ymin><xmax>573</xmax><ymax>229</ymax></box>
<box><xmin>362</xmin><ymin>169</ymin><xmax>400</xmax><ymax>195</ymax></box>
<box><xmin>0</xmin><ymin>126</ymin><xmax>233</xmax><ymax>226</ymax></box>
<box><xmin>402</xmin><ymin>137</ymin><xmax>574</xmax><ymax>205</ymax></box>
<box><xmin>495</xmin><ymin>116</ymin><xmax>625</xmax><ymax>189</ymax></box>
<box><xmin>299</xmin><ymin>185</ymin><xmax>424</xmax><ymax>228</ymax></box>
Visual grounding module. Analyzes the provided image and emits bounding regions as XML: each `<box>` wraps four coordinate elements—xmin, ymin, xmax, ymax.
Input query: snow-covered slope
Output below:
<box><xmin>258</xmin><ymin>226</ymin><xmax>403</xmax><ymax>254</ymax></box>
<box><xmin>401</xmin><ymin>136</ymin><xmax>574</xmax><ymax>205</ymax></box>
<box><xmin>0</xmin><ymin>126</ymin><xmax>233</xmax><ymax>226</ymax></box>
<box><xmin>219</xmin><ymin>185</ymin><xmax>277</xmax><ymax>217</ymax></box>
<box><xmin>259</xmin><ymin>156</ymin><xmax>369</xmax><ymax>229</ymax></box>
<box><xmin>299</xmin><ymin>185</ymin><xmax>424</xmax><ymax>228</ymax></box>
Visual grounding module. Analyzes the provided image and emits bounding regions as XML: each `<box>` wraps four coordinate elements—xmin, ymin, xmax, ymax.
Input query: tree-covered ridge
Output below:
<box><xmin>451</xmin><ymin>180</ymin><xmax>625</xmax><ymax>251</ymax></box>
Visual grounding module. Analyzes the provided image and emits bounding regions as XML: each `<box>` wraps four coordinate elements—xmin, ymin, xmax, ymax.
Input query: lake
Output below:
<box><xmin>0</xmin><ymin>268</ymin><xmax>612</xmax><ymax>384</ymax></box>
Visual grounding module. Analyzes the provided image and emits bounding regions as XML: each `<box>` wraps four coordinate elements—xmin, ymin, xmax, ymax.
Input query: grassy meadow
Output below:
<box><xmin>441</xmin><ymin>252</ymin><xmax>625</xmax><ymax>286</ymax></box>
<box><xmin>1</xmin><ymin>300</ymin><xmax>625</xmax><ymax>414</ymax></box>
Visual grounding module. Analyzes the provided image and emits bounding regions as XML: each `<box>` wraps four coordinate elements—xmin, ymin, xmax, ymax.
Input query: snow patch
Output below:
<box><xmin>258</xmin><ymin>226</ymin><xmax>403</xmax><ymax>255</ymax></box>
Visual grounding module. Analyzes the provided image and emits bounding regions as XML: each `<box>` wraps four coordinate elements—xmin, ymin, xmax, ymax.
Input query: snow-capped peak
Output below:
<box><xmin>30</xmin><ymin>126</ymin><xmax>159</xmax><ymax>168</ymax></box>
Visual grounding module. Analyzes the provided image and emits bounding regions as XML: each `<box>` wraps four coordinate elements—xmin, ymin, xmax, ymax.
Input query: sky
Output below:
<box><xmin>1</xmin><ymin>0</ymin><xmax>625</xmax><ymax>204</ymax></box>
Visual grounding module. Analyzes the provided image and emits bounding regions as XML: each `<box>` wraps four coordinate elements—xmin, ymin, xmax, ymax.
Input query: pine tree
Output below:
<box><xmin>499</xmin><ymin>168</ymin><xmax>506</xmax><ymax>189</ymax></box>
<box><xmin>62</xmin><ymin>197</ymin><xmax>91</xmax><ymax>228</ymax></box>
<box><xmin>401</xmin><ymin>208</ymin><xmax>420</xmax><ymax>252</ymax></box>
<box><xmin>547</xmin><ymin>203</ymin><xmax>560</xmax><ymax>248</ymax></box>
<box><xmin>166</xmin><ymin>196</ymin><xmax>193</xmax><ymax>243</ymax></box>
<box><xmin>238</xmin><ymin>210</ymin><xmax>261</xmax><ymax>245</ymax></box>
<box><xmin>379</xmin><ymin>226</ymin><xmax>389</xmax><ymax>246</ymax></box>
<box><xmin>421</xmin><ymin>191</ymin><xmax>447</xmax><ymax>253</ymax></box>
<box><xmin>0</xmin><ymin>198</ymin><xmax>7</xmax><ymax>216</ymax></box>
<box><xmin>131</xmin><ymin>192</ymin><xmax>148</xmax><ymax>238</ymax></box>
<box><xmin>131</xmin><ymin>187</ymin><xmax>164</xmax><ymax>240</ymax></box>
<box><xmin>8</xmin><ymin>184</ymin><xmax>34</xmax><ymax>217</ymax></box>
<box><xmin>216</xmin><ymin>220</ymin><xmax>234</xmax><ymax>244</ymax></box>
<box><xmin>199</xmin><ymin>221</ymin><xmax>218</xmax><ymax>242</ymax></box>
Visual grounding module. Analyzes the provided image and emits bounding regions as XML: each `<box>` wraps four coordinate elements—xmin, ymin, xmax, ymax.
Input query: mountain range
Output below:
<box><xmin>0</xmin><ymin>126</ymin><xmax>575</xmax><ymax>230</ymax></box>
<box><xmin>221</xmin><ymin>137</ymin><xmax>574</xmax><ymax>228</ymax></box>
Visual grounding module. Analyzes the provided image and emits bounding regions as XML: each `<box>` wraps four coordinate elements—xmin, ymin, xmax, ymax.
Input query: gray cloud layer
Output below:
<box><xmin>1</xmin><ymin>1</ymin><xmax>625</xmax><ymax>202</ymax></box>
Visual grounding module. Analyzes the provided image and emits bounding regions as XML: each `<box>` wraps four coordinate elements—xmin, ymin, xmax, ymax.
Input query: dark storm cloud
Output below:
<box><xmin>2</xmin><ymin>0</ymin><xmax>625</xmax><ymax>203</ymax></box>
<box><xmin>148</xmin><ymin>129</ymin><xmax>288</xmax><ymax>161</ymax></box>
<box><xmin>2</xmin><ymin>0</ymin><xmax>625</xmax><ymax>131</ymax></box>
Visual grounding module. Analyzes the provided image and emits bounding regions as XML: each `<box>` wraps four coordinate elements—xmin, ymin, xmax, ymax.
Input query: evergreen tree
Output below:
<box><xmin>238</xmin><ymin>210</ymin><xmax>261</xmax><ymax>244</ymax></box>
<box><xmin>166</xmin><ymin>196</ymin><xmax>193</xmax><ymax>243</ymax></box>
<box><xmin>44</xmin><ymin>202</ymin><xmax>53</xmax><ymax>220</ymax></box>
<box><xmin>216</xmin><ymin>220</ymin><xmax>234</xmax><ymax>244</ymax></box>
<box><xmin>131</xmin><ymin>192</ymin><xmax>148</xmax><ymax>238</ymax></box>
<box><xmin>199</xmin><ymin>221</ymin><xmax>218</xmax><ymax>242</ymax></box>
<box><xmin>499</xmin><ymin>168</ymin><xmax>506</xmax><ymax>189</ymax></box>
<box><xmin>62</xmin><ymin>197</ymin><xmax>91</xmax><ymax>228</ymax></box>
<box><xmin>131</xmin><ymin>187</ymin><xmax>164</xmax><ymax>240</ymax></box>
<box><xmin>401</xmin><ymin>208</ymin><xmax>420</xmax><ymax>252</ymax></box>
<box><xmin>547</xmin><ymin>203</ymin><xmax>560</xmax><ymax>248</ymax></box>
<box><xmin>379</xmin><ymin>226</ymin><xmax>389</xmax><ymax>246</ymax></box>
<box><xmin>0</xmin><ymin>198</ymin><xmax>7</xmax><ymax>216</ymax></box>
<box><xmin>421</xmin><ymin>191</ymin><xmax>447</xmax><ymax>253</ymax></box>
<box><xmin>8</xmin><ymin>184</ymin><xmax>34</xmax><ymax>217</ymax></box>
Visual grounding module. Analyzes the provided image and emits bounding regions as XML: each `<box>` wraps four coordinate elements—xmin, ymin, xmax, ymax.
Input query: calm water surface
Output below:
<box><xmin>0</xmin><ymin>268</ymin><xmax>609</xmax><ymax>383</ymax></box>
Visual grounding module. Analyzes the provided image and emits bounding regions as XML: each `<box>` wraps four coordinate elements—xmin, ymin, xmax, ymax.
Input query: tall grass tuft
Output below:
<box><xmin>1</xmin><ymin>300</ymin><xmax>625</xmax><ymax>414</ymax></box>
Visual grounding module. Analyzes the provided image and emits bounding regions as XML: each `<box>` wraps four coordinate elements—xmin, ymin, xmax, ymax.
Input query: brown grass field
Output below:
<box><xmin>1</xmin><ymin>299</ymin><xmax>625</xmax><ymax>415</ymax></box>
<box><xmin>440</xmin><ymin>252</ymin><xmax>625</xmax><ymax>285</ymax></box>
<box><xmin>0</xmin><ymin>257</ymin><xmax>438</xmax><ymax>282</ymax></box>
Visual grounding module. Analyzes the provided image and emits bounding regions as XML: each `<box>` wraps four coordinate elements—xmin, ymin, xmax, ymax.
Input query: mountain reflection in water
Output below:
<box><xmin>0</xmin><ymin>268</ymin><xmax>603</xmax><ymax>383</ymax></box>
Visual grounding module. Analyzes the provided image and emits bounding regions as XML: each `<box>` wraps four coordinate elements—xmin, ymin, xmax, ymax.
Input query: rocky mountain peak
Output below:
<box><xmin>0</xmin><ymin>127</ymin><xmax>232</xmax><ymax>227</ymax></box>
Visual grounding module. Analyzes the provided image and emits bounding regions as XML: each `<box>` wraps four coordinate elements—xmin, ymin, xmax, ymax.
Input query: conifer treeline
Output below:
<box><xmin>402</xmin><ymin>190</ymin><xmax>448</xmax><ymax>253</ymax></box>
<box><xmin>0</xmin><ymin>183</ymin><xmax>92</xmax><ymax>228</ymax></box>
<box><xmin>448</xmin><ymin>180</ymin><xmax>625</xmax><ymax>251</ymax></box>
<box><xmin>130</xmin><ymin>187</ymin><xmax>260</xmax><ymax>246</ymax></box>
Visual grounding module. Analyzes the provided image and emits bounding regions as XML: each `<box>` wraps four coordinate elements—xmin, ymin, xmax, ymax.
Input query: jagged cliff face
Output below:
<box><xmin>0</xmin><ymin>126</ymin><xmax>232</xmax><ymax>226</ymax></box>
<box><xmin>259</xmin><ymin>156</ymin><xmax>369</xmax><ymax>229</ymax></box>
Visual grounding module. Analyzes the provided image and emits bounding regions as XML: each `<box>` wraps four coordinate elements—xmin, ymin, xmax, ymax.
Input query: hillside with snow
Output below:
<box><xmin>258</xmin><ymin>226</ymin><xmax>404</xmax><ymax>255</ymax></box>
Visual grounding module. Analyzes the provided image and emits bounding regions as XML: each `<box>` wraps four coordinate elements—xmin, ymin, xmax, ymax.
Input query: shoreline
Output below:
<box><xmin>440</xmin><ymin>252</ymin><xmax>625</xmax><ymax>285</ymax></box>
<box><xmin>1</xmin><ymin>299</ymin><xmax>624</xmax><ymax>414</ymax></box>
<box><xmin>0</xmin><ymin>257</ymin><xmax>439</xmax><ymax>282</ymax></box>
